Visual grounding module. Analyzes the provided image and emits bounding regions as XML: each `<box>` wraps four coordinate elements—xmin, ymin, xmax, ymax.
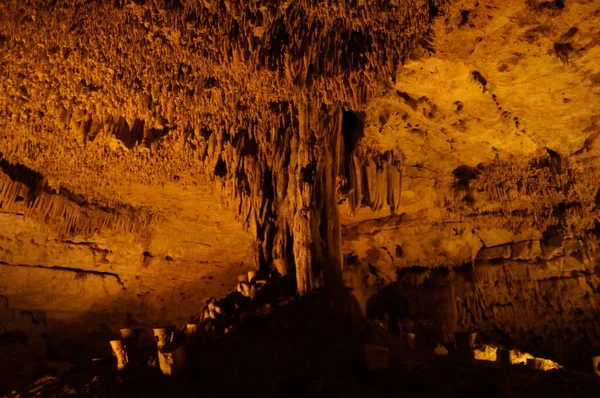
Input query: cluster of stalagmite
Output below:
<box><xmin>105</xmin><ymin>272</ymin><xmax>599</xmax><ymax>378</ymax></box>
<box><xmin>107</xmin><ymin>268</ymin><xmax>296</xmax><ymax>375</ymax></box>
<box><xmin>361</xmin><ymin>225</ymin><xmax>600</xmax><ymax>367</ymax></box>
<box><xmin>0</xmin><ymin>0</ymin><xmax>442</xmax><ymax>292</ymax></box>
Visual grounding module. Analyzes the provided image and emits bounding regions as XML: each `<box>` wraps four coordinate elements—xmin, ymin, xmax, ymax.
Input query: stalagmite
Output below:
<box><xmin>473</xmin><ymin>345</ymin><xmax>498</xmax><ymax>362</ymax></box>
<box><xmin>434</xmin><ymin>344</ymin><xmax>449</xmax><ymax>356</ymax></box>
<box><xmin>158</xmin><ymin>344</ymin><xmax>186</xmax><ymax>376</ymax></box>
<box><xmin>153</xmin><ymin>328</ymin><xmax>172</xmax><ymax>350</ymax></box>
<box><xmin>185</xmin><ymin>324</ymin><xmax>198</xmax><ymax>336</ymax></box>
<box><xmin>593</xmin><ymin>356</ymin><xmax>600</xmax><ymax>377</ymax></box>
<box><xmin>109</xmin><ymin>340</ymin><xmax>129</xmax><ymax>371</ymax></box>
<box><xmin>118</xmin><ymin>329</ymin><xmax>140</xmax><ymax>368</ymax></box>
<box><xmin>273</xmin><ymin>258</ymin><xmax>290</xmax><ymax>277</ymax></box>
<box><xmin>509</xmin><ymin>350</ymin><xmax>534</xmax><ymax>366</ymax></box>
<box><xmin>342</xmin><ymin>266</ymin><xmax>366</xmax><ymax>315</ymax></box>
<box><xmin>527</xmin><ymin>358</ymin><xmax>542</xmax><ymax>370</ymax></box>
<box><xmin>402</xmin><ymin>333</ymin><xmax>417</xmax><ymax>349</ymax></box>
<box><xmin>293</xmin><ymin>208</ymin><xmax>318</xmax><ymax>295</ymax></box>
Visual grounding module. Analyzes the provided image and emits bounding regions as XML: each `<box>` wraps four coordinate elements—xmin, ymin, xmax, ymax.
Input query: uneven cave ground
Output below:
<box><xmin>5</xmin><ymin>289</ymin><xmax>600</xmax><ymax>398</ymax></box>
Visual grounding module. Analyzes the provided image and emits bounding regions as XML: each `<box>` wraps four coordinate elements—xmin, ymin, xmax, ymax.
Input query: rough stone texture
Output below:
<box><xmin>340</xmin><ymin>0</ymin><xmax>600</xmax><ymax>367</ymax></box>
<box><xmin>0</xmin><ymin>192</ymin><xmax>254</xmax><ymax>382</ymax></box>
<box><xmin>0</xmin><ymin>0</ymin><xmax>599</xmax><ymax>382</ymax></box>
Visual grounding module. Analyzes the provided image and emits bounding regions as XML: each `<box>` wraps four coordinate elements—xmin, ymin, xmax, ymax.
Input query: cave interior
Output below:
<box><xmin>1</xmin><ymin>0</ymin><xmax>600</xmax><ymax>396</ymax></box>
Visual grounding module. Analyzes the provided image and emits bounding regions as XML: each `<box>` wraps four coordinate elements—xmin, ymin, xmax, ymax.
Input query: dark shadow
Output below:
<box><xmin>341</xmin><ymin>110</ymin><xmax>365</xmax><ymax>154</ymax></box>
<box><xmin>5</xmin><ymin>287</ymin><xmax>600</xmax><ymax>397</ymax></box>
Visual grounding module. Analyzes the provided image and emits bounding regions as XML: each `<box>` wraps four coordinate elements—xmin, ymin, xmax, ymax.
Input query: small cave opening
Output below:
<box><xmin>214</xmin><ymin>156</ymin><xmax>228</xmax><ymax>177</ymax></box>
<box><xmin>341</xmin><ymin>109</ymin><xmax>365</xmax><ymax>154</ymax></box>
<box><xmin>300</xmin><ymin>161</ymin><xmax>316</xmax><ymax>184</ymax></box>
<box><xmin>114</xmin><ymin>117</ymin><xmax>145</xmax><ymax>150</ymax></box>
<box><xmin>340</xmin><ymin>109</ymin><xmax>366</xmax><ymax>195</ymax></box>
<box><xmin>395</xmin><ymin>245</ymin><xmax>404</xmax><ymax>258</ymax></box>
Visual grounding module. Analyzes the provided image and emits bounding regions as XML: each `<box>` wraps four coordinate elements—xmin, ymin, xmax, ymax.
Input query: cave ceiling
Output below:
<box><xmin>0</xmin><ymin>0</ymin><xmax>598</xmax><ymax>273</ymax></box>
<box><xmin>0</xmin><ymin>0</ymin><xmax>598</xmax><ymax>277</ymax></box>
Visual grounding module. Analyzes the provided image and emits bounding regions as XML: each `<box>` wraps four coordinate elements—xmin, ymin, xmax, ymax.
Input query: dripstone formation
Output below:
<box><xmin>1</xmin><ymin>0</ymin><xmax>600</xmax><ymax>393</ymax></box>
<box><xmin>0</xmin><ymin>0</ymin><xmax>437</xmax><ymax>293</ymax></box>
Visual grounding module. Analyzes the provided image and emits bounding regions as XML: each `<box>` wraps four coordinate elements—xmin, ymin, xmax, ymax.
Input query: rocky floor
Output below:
<box><xmin>3</xmin><ymin>290</ymin><xmax>600</xmax><ymax>398</ymax></box>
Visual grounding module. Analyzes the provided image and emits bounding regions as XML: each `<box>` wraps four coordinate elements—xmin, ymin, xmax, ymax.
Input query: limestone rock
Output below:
<box><xmin>473</xmin><ymin>345</ymin><xmax>498</xmax><ymax>362</ymax></box>
<box><xmin>512</xmin><ymin>240</ymin><xmax>542</xmax><ymax>261</ymax></box>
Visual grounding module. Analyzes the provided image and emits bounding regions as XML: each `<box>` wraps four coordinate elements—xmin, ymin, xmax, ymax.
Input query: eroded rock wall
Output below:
<box><xmin>0</xmin><ymin>0</ymin><xmax>599</xmax><ymax>374</ymax></box>
<box><xmin>343</xmin><ymin>151</ymin><xmax>600</xmax><ymax>368</ymax></box>
<box><xmin>335</xmin><ymin>0</ymin><xmax>600</xmax><ymax>368</ymax></box>
<box><xmin>0</xmin><ymin>191</ymin><xmax>254</xmax><ymax>364</ymax></box>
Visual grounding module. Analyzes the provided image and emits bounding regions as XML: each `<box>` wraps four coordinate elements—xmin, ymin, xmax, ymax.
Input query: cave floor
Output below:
<box><xmin>4</xmin><ymin>293</ymin><xmax>600</xmax><ymax>398</ymax></box>
<box><xmin>11</xmin><ymin>357</ymin><xmax>600</xmax><ymax>398</ymax></box>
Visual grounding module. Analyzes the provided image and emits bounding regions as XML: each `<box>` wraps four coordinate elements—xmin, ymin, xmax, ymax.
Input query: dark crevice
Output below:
<box><xmin>340</xmin><ymin>109</ymin><xmax>365</xmax><ymax>196</ymax></box>
<box><xmin>395</xmin><ymin>91</ymin><xmax>418</xmax><ymax>110</ymax></box>
<box><xmin>0</xmin><ymin>156</ymin><xmax>44</xmax><ymax>190</ymax></box>
<box><xmin>459</xmin><ymin>10</ymin><xmax>471</xmax><ymax>27</ymax></box>
<box><xmin>0</xmin><ymin>261</ymin><xmax>125</xmax><ymax>289</ymax></box>
<box><xmin>214</xmin><ymin>156</ymin><xmax>228</xmax><ymax>178</ymax></box>
<box><xmin>144</xmin><ymin>126</ymin><xmax>170</xmax><ymax>147</ymax></box>
<box><xmin>545</xmin><ymin>148</ymin><xmax>563</xmax><ymax>175</ymax></box>
<box><xmin>395</xmin><ymin>245</ymin><xmax>404</xmax><ymax>258</ymax></box>
<box><xmin>341</xmin><ymin>110</ymin><xmax>365</xmax><ymax>154</ymax></box>
<box><xmin>113</xmin><ymin>117</ymin><xmax>143</xmax><ymax>149</ymax></box>
<box><xmin>471</xmin><ymin>71</ymin><xmax>487</xmax><ymax>89</ymax></box>
<box><xmin>301</xmin><ymin>162</ymin><xmax>316</xmax><ymax>184</ymax></box>
<box><xmin>452</xmin><ymin>165</ymin><xmax>479</xmax><ymax>188</ymax></box>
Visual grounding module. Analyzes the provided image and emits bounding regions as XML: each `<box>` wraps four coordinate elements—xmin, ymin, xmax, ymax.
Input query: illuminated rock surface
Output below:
<box><xmin>0</xmin><ymin>0</ymin><xmax>600</xmax><ymax>395</ymax></box>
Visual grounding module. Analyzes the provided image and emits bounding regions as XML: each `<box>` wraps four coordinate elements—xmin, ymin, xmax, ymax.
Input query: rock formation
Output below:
<box><xmin>1</xmin><ymin>0</ymin><xmax>600</xmax><ymax>392</ymax></box>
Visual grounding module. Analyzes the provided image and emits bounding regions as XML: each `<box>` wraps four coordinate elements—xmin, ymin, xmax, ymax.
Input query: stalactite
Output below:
<box><xmin>0</xmin><ymin>168</ymin><xmax>154</xmax><ymax>238</ymax></box>
<box><xmin>0</xmin><ymin>0</ymin><xmax>448</xmax><ymax>294</ymax></box>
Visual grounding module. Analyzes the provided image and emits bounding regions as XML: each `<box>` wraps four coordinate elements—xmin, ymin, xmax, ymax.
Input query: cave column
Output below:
<box><xmin>292</xmin><ymin>103</ymin><xmax>344</xmax><ymax>295</ymax></box>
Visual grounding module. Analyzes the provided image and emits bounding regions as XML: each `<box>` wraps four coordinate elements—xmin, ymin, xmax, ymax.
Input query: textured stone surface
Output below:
<box><xmin>0</xmin><ymin>0</ymin><xmax>599</xmax><ymax>382</ymax></box>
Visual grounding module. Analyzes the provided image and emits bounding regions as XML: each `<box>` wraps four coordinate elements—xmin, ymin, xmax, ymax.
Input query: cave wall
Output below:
<box><xmin>0</xmin><ymin>193</ymin><xmax>254</xmax><ymax>361</ymax></box>
<box><xmin>351</xmin><ymin>226</ymin><xmax>600</xmax><ymax>367</ymax></box>
<box><xmin>334</xmin><ymin>0</ymin><xmax>600</xmax><ymax>368</ymax></box>
<box><xmin>342</xmin><ymin>149</ymin><xmax>600</xmax><ymax>367</ymax></box>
